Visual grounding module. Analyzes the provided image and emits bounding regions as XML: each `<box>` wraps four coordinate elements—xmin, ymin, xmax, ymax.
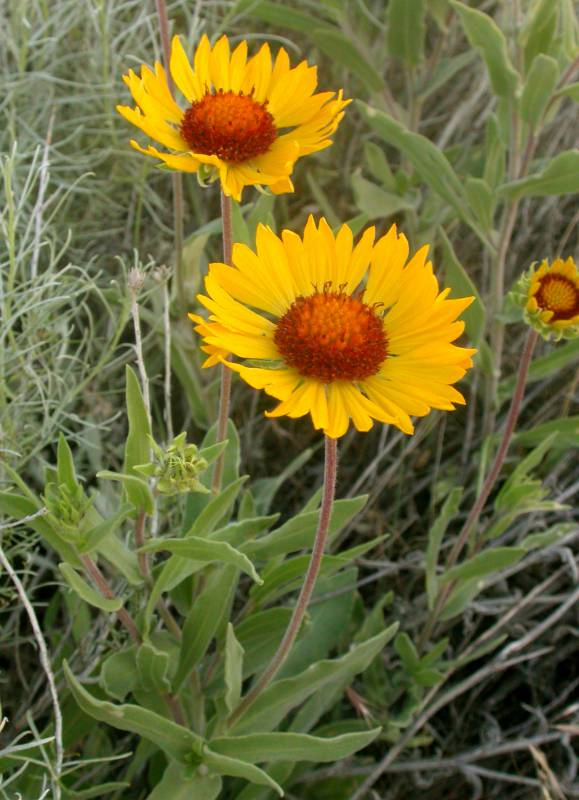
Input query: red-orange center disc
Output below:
<box><xmin>536</xmin><ymin>274</ymin><xmax>579</xmax><ymax>321</ymax></box>
<box><xmin>274</xmin><ymin>291</ymin><xmax>387</xmax><ymax>383</ymax></box>
<box><xmin>180</xmin><ymin>90</ymin><xmax>277</xmax><ymax>163</ymax></box>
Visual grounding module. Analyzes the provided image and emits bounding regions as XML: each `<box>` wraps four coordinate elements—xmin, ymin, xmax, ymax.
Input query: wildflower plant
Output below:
<box><xmin>1</xmin><ymin>2</ymin><xmax>578</xmax><ymax>800</ymax></box>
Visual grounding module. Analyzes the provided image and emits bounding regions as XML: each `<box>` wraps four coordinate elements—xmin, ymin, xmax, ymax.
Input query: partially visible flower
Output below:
<box><xmin>135</xmin><ymin>433</ymin><xmax>208</xmax><ymax>495</ymax></box>
<box><xmin>193</xmin><ymin>218</ymin><xmax>476</xmax><ymax>439</ymax></box>
<box><xmin>117</xmin><ymin>35</ymin><xmax>348</xmax><ymax>201</ymax></box>
<box><xmin>516</xmin><ymin>257</ymin><xmax>579</xmax><ymax>340</ymax></box>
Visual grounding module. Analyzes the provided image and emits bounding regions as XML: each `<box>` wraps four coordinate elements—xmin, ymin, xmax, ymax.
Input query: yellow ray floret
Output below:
<box><xmin>192</xmin><ymin>218</ymin><xmax>476</xmax><ymax>439</ymax></box>
<box><xmin>117</xmin><ymin>35</ymin><xmax>349</xmax><ymax>201</ymax></box>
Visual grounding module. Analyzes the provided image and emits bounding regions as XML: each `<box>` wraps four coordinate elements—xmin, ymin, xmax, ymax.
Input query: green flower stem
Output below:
<box><xmin>154</xmin><ymin>0</ymin><xmax>185</xmax><ymax>314</ymax></box>
<box><xmin>426</xmin><ymin>328</ymin><xmax>539</xmax><ymax>639</ymax></box>
<box><xmin>211</xmin><ymin>190</ymin><xmax>234</xmax><ymax>494</ymax></box>
<box><xmin>227</xmin><ymin>435</ymin><xmax>338</xmax><ymax>729</ymax></box>
<box><xmin>79</xmin><ymin>554</ymin><xmax>140</xmax><ymax>643</ymax></box>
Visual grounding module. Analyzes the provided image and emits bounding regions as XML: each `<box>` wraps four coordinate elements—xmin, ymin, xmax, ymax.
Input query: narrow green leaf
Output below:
<box><xmin>233</xmin><ymin>0</ymin><xmax>331</xmax><ymax>33</ymax></box>
<box><xmin>189</xmin><ymin>476</ymin><xmax>247</xmax><ymax>537</ymax></box>
<box><xmin>73</xmin><ymin>783</ymin><xmax>131</xmax><ymax>799</ymax></box>
<box><xmin>146</xmin><ymin>763</ymin><xmax>222</xmax><ymax>800</ymax></box>
<box><xmin>358</xmin><ymin>102</ymin><xmax>487</xmax><ymax>243</ymax></box>
<box><xmin>97</xmin><ymin>470</ymin><xmax>154</xmax><ymax>515</ymax></box>
<box><xmin>174</xmin><ymin>565</ymin><xmax>238</xmax><ymax>690</ymax></box>
<box><xmin>425</xmin><ymin>488</ymin><xmax>463</xmax><ymax>609</ymax></box>
<box><xmin>63</xmin><ymin>661</ymin><xmax>203</xmax><ymax>763</ymax></box>
<box><xmin>451</xmin><ymin>1</ymin><xmax>518</xmax><ymax>98</ymax></box>
<box><xmin>352</xmin><ymin>172</ymin><xmax>415</xmax><ymax>219</ymax></box>
<box><xmin>210</xmin><ymin>728</ymin><xmax>381</xmax><ymax>763</ymax></box>
<box><xmin>57</xmin><ymin>433</ymin><xmax>80</xmax><ymax>491</ymax></box>
<box><xmin>521</xmin><ymin>522</ymin><xmax>576</xmax><ymax>551</ymax></box>
<box><xmin>124</xmin><ymin>365</ymin><xmax>152</xmax><ymax>473</ymax></box>
<box><xmin>394</xmin><ymin>632</ymin><xmax>420</xmax><ymax>670</ymax></box>
<box><xmin>203</xmin><ymin>747</ymin><xmax>282</xmax><ymax>796</ymax></box>
<box><xmin>387</xmin><ymin>0</ymin><xmax>426</xmax><ymax>66</ymax></box>
<box><xmin>100</xmin><ymin>647</ymin><xmax>137</xmax><ymax>702</ymax></box>
<box><xmin>520</xmin><ymin>0</ymin><xmax>558</xmax><ymax>72</ymax></box>
<box><xmin>224</xmin><ymin>623</ymin><xmax>245</xmax><ymax>714</ymax></box>
<box><xmin>464</xmin><ymin>176</ymin><xmax>494</xmax><ymax>233</ymax></box>
<box><xmin>59</xmin><ymin>563</ymin><xmax>123</xmax><ymax>612</ymax></box>
<box><xmin>556</xmin><ymin>82</ymin><xmax>579</xmax><ymax>102</ymax></box>
<box><xmin>512</xmin><ymin>416</ymin><xmax>579</xmax><ymax>449</ymax></box>
<box><xmin>499</xmin><ymin>150</ymin><xmax>579</xmax><ymax>199</ymax></box>
<box><xmin>521</xmin><ymin>54</ymin><xmax>559</xmax><ymax>127</ymax></box>
<box><xmin>441</xmin><ymin>547</ymin><xmax>526</xmax><ymax>583</ymax></box>
<box><xmin>232</xmin><ymin>625</ymin><xmax>398</xmax><ymax>734</ymax></box>
<box><xmin>78</xmin><ymin>504</ymin><xmax>133</xmax><ymax>554</ymax></box>
<box><xmin>137</xmin><ymin>642</ymin><xmax>172</xmax><ymax>692</ymax></box>
<box><xmin>311</xmin><ymin>27</ymin><xmax>385</xmax><ymax>92</ymax></box>
<box><xmin>141</xmin><ymin>536</ymin><xmax>262</xmax><ymax>584</ymax></box>
<box><xmin>498</xmin><ymin>339</ymin><xmax>579</xmax><ymax>400</ymax></box>
<box><xmin>438</xmin><ymin>228</ymin><xmax>485</xmax><ymax>344</ymax></box>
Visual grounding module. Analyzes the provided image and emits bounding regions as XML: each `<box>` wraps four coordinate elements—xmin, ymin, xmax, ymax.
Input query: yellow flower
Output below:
<box><xmin>117</xmin><ymin>35</ymin><xmax>348</xmax><ymax>201</ymax></box>
<box><xmin>192</xmin><ymin>218</ymin><xmax>476</xmax><ymax>438</ymax></box>
<box><xmin>524</xmin><ymin>257</ymin><xmax>579</xmax><ymax>339</ymax></box>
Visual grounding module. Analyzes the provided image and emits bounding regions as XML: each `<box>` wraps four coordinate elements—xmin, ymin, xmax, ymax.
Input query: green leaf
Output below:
<box><xmin>140</xmin><ymin>536</ymin><xmax>262</xmax><ymax>584</ymax></box>
<box><xmin>556</xmin><ymin>82</ymin><xmax>579</xmax><ymax>102</ymax></box>
<box><xmin>63</xmin><ymin>661</ymin><xmax>204</xmax><ymax>763</ymax></box>
<box><xmin>451</xmin><ymin>1</ymin><xmax>518</xmax><ymax>98</ymax></box>
<box><xmin>59</xmin><ymin>563</ymin><xmax>123</xmax><ymax>612</ymax></box>
<box><xmin>137</xmin><ymin>642</ymin><xmax>172</xmax><ymax>692</ymax></box>
<box><xmin>202</xmin><ymin>747</ymin><xmax>282</xmax><ymax>796</ymax></box>
<box><xmin>494</xmin><ymin>432</ymin><xmax>557</xmax><ymax>509</ymax></box>
<box><xmin>174</xmin><ymin>565</ymin><xmax>238</xmax><ymax>690</ymax></box>
<box><xmin>146</xmin><ymin>763</ymin><xmax>222</xmax><ymax>800</ymax></box>
<box><xmin>352</xmin><ymin>172</ymin><xmax>416</xmax><ymax>219</ymax></box>
<box><xmin>521</xmin><ymin>54</ymin><xmax>559</xmax><ymax>127</ymax></box>
<box><xmin>499</xmin><ymin>150</ymin><xmax>579</xmax><ymax>199</ymax></box>
<box><xmin>72</xmin><ymin>783</ymin><xmax>131</xmax><ymax>799</ymax></box>
<box><xmin>232</xmin><ymin>626</ymin><xmax>398</xmax><ymax>734</ymax></box>
<box><xmin>438</xmin><ymin>228</ymin><xmax>485</xmax><ymax>344</ymax></box>
<box><xmin>464</xmin><ymin>176</ymin><xmax>494</xmax><ymax>233</ymax></box>
<box><xmin>209</xmin><ymin>728</ymin><xmax>381</xmax><ymax>763</ymax></box>
<box><xmin>57</xmin><ymin>433</ymin><xmax>80</xmax><ymax>491</ymax></box>
<box><xmin>232</xmin><ymin>608</ymin><xmax>295</xmax><ymax>681</ymax></box>
<box><xmin>394</xmin><ymin>632</ymin><xmax>420</xmax><ymax>670</ymax></box>
<box><xmin>387</xmin><ymin>0</ymin><xmax>426</xmax><ymax>66</ymax></box>
<box><xmin>439</xmin><ymin>576</ymin><xmax>483</xmax><ymax>620</ymax></box>
<box><xmin>520</xmin><ymin>0</ymin><xmax>558</xmax><ymax>72</ymax></box>
<box><xmin>224</xmin><ymin>623</ymin><xmax>245</xmax><ymax>714</ymax></box>
<box><xmin>100</xmin><ymin>647</ymin><xmax>138</xmax><ymax>702</ymax></box>
<box><xmin>426</xmin><ymin>488</ymin><xmax>463</xmax><ymax>609</ymax></box>
<box><xmin>363</xmin><ymin>141</ymin><xmax>395</xmax><ymax>188</ymax></box>
<box><xmin>78</xmin><ymin>504</ymin><xmax>133</xmax><ymax>554</ymax></box>
<box><xmin>97</xmin><ymin>470</ymin><xmax>154</xmax><ymax>515</ymax></box>
<box><xmin>498</xmin><ymin>339</ymin><xmax>579</xmax><ymax>400</ymax></box>
<box><xmin>311</xmin><ymin>27</ymin><xmax>385</xmax><ymax>92</ymax></box>
<box><xmin>441</xmin><ymin>547</ymin><xmax>526</xmax><ymax>583</ymax></box>
<box><xmin>243</xmin><ymin>495</ymin><xmax>367</xmax><ymax>559</ymax></box>
<box><xmin>189</xmin><ymin>476</ymin><xmax>247</xmax><ymax>537</ymax></box>
<box><xmin>124</xmin><ymin>365</ymin><xmax>152</xmax><ymax>474</ymax></box>
<box><xmin>358</xmin><ymin>102</ymin><xmax>487</xmax><ymax>243</ymax></box>
<box><xmin>233</xmin><ymin>0</ymin><xmax>331</xmax><ymax>33</ymax></box>
<box><xmin>521</xmin><ymin>522</ymin><xmax>576</xmax><ymax>551</ymax></box>
<box><xmin>512</xmin><ymin>416</ymin><xmax>579</xmax><ymax>449</ymax></box>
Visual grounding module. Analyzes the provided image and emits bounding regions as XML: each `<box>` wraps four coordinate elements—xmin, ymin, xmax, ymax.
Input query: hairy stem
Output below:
<box><xmin>227</xmin><ymin>436</ymin><xmax>338</xmax><ymax>729</ymax></box>
<box><xmin>79</xmin><ymin>554</ymin><xmax>140</xmax><ymax>643</ymax></box>
<box><xmin>211</xmin><ymin>190</ymin><xmax>234</xmax><ymax>494</ymax></box>
<box><xmin>425</xmin><ymin>329</ymin><xmax>539</xmax><ymax>638</ymax></box>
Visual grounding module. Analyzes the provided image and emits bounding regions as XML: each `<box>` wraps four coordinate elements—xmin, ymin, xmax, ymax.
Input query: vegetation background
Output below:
<box><xmin>0</xmin><ymin>0</ymin><xmax>578</xmax><ymax>798</ymax></box>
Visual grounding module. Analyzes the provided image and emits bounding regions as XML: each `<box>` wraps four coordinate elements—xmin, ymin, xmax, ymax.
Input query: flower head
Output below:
<box><xmin>135</xmin><ymin>433</ymin><xmax>209</xmax><ymax>495</ymax></box>
<box><xmin>192</xmin><ymin>218</ymin><xmax>476</xmax><ymax>438</ymax></box>
<box><xmin>515</xmin><ymin>257</ymin><xmax>579</xmax><ymax>340</ymax></box>
<box><xmin>117</xmin><ymin>35</ymin><xmax>348</xmax><ymax>201</ymax></box>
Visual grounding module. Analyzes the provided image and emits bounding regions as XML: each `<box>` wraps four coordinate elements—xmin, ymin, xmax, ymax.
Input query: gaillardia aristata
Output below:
<box><xmin>521</xmin><ymin>257</ymin><xmax>579</xmax><ymax>340</ymax></box>
<box><xmin>191</xmin><ymin>218</ymin><xmax>476</xmax><ymax>438</ymax></box>
<box><xmin>117</xmin><ymin>35</ymin><xmax>348</xmax><ymax>201</ymax></box>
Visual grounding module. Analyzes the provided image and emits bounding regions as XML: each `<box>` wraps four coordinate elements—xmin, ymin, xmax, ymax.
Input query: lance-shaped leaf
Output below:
<box><xmin>387</xmin><ymin>0</ymin><xmax>426</xmax><ymax>66</ymax></box>
<box><xmin>97</xmin><ymin>471</ymin><xmax>154</xmax><ymax>515</ymax></box>
<box><xmin>59</xmin><ymin>563</ymin><xmax>123</xmax><ymax>612</ymax></box>
<box><xmin>209</xmin><ymin>728</ymin><xmax>381</xmax><ymax>763</ymax></box>
<box><xmin>63</xmin><ymin>661</ymin><xmax>203</xmax><ymax>763</ymax></box>
<box><xmin>124</xmin><ymin>365</ymin><xmax>152</xmax><ymax>474</ymax></box>
<box><xmin>499</xmin><ymin>150</ymin><xmax>579</xmax><ymax>199</ymax></box>
<box><xmin>440</xmin><ymin>547</ymin><xmax>527</xmax><ymax>583</ymax></box>
<box><xmin>146</xmin><ymin>762</ymin><xmax>222</xmax><ymax>800</ymax></box>
<box><xmin>224</xmin><ymin>623</ymin><xmax>245</xmax><ymax>714</ymax></box>
<box><xmin>232</xmin><ymin>625</ymin><xmax>398</xmax><ymax>734</ymax></box>
<box><xmin>139</xmin><ymin>536</ymin><xmax>261</xmax><ymax>584</ymax></box>
<box><xmin>202</xmin><ymin>748</ymin><xmax>283</xmax><ymax>796</ymax></box>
